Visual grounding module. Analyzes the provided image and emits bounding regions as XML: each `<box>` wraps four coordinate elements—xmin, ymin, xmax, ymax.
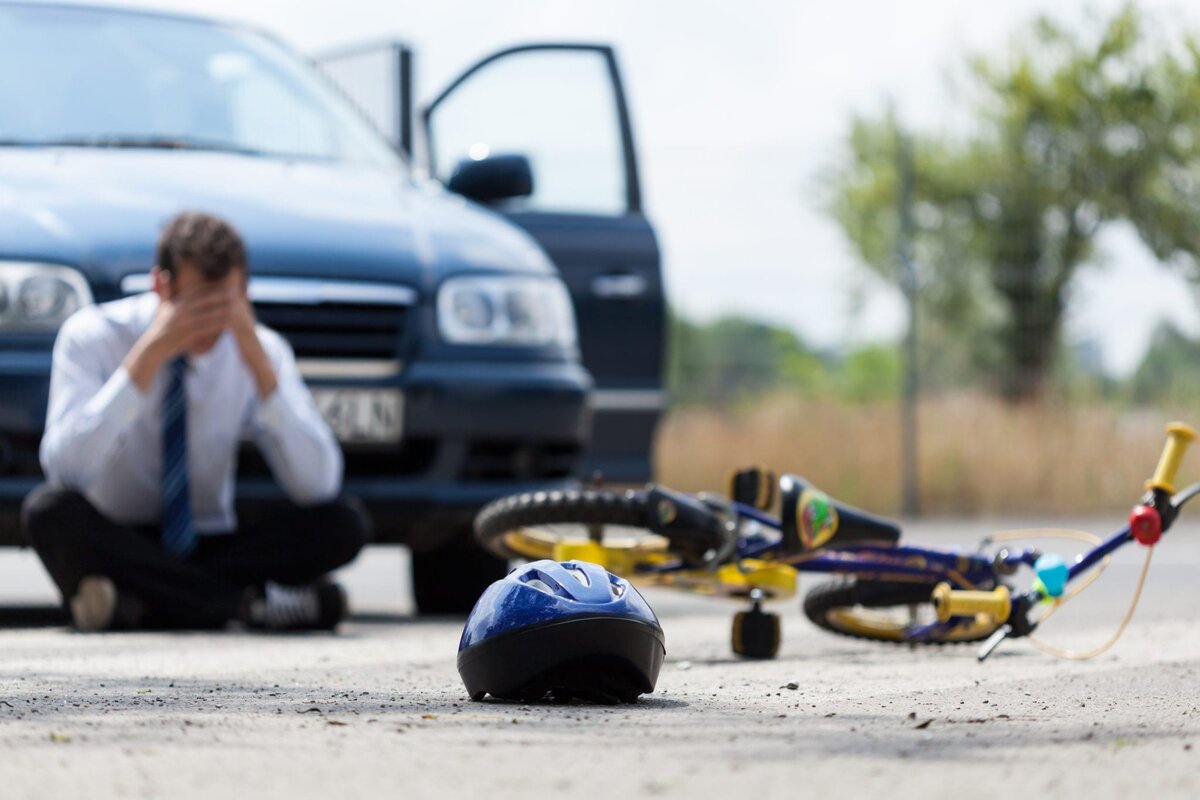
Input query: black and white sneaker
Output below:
<box><xmin>246</xmin><ymin>581</ymin><xmax>347</xmax><ymax>631</ymax></box>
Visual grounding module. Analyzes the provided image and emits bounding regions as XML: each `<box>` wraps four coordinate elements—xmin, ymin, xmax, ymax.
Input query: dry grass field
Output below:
<box><xmin>655</xmin><ymin>392</ymin><xmax>1198</xmax><ymax>515</ymax></box>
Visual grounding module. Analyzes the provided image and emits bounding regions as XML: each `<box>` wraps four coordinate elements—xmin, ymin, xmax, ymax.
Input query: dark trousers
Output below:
<box><xmin>21</xmin><ymin>484</ymin><xmax>370</xmax><ymax>629</ymax></box>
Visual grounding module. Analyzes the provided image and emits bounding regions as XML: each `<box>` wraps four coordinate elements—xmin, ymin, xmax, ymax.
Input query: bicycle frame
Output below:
<box><xmin>640</xmin><ymin>501</ymin><xmax>999</xmax><ymax>587</ymax></box>
<box><xmin>736</xmin><ymin>504</ymin><xmax>999</xmax><ymax>586</ymax></box>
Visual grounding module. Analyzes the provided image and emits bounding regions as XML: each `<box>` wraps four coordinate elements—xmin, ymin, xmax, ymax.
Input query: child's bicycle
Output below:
<box><xmin>474</xmin><ymin>423</ymin><xmax>1199</xmax><ymax>661</ymax></box>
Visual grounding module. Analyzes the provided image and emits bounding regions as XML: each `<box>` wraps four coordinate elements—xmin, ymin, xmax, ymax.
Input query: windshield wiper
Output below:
<box><xmin>0</xmin><ymin>135</ymin><xmax>269</xmax><ymax>156</ymax></box>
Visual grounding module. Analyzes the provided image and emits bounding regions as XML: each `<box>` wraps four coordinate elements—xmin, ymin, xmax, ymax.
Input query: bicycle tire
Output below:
<box><xmin>474</xmin><ymin>489</ymin><xmax>654</xmax><ymax>559</ymax></box>
<box><xmin>802</xmin><ymin>580</ymin><xmax>998</xmax><ymax>645</ymax></box>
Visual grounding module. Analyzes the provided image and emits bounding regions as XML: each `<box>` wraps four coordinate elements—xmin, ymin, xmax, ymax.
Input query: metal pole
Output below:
<box><xmin>896</xmin><ymin>127</ymin><xmax>920</xmax><ymax>517</ymax></box>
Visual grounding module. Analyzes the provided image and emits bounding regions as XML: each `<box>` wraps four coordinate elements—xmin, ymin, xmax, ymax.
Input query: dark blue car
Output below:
<box><xmin>0</xmin><ymin>2</ymin><xmax>664</xmax><ymax>610</ymax></box>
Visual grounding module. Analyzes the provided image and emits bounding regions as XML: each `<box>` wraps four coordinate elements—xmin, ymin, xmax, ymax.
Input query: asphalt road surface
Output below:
<box><xmin>1</xmin><ymin>516</ymin><xmax>1199</xmax><ymax>799</ymax></box>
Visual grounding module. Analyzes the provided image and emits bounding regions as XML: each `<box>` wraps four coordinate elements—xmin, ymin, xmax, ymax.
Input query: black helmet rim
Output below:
<box><xmin>458</xmin><ymin>615</ymin><xmax>665</xmax><ymax>704</ymax></box>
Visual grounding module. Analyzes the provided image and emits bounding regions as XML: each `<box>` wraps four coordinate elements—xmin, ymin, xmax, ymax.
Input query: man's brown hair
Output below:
<box><xmin>155</xmin><ymin>212</ymin><xmax>247</xmax><ymax>280</ymax></box>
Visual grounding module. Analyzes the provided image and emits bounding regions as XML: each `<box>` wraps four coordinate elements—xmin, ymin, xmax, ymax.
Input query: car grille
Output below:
<box><xmin>237</xmin><ymin>439</ymin><xmax>438</xmax><ymax>480</ymax></box>
<box><xmin>461</xmin><ymin>440</ymin><xmax>581</xmax><ymax>481</ymax></box>
<box><xmin>237</xmin><ymin>439</ymin><xmax>580</xmax><ymax>482</ymax></box>
<box><xmin>252</xmin><ymin>302</ymin><xmax>409</xmax><ymax>359</ymax></box>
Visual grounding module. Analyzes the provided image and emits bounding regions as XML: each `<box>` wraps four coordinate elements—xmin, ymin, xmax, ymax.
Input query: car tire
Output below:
<box><xmin>411</xmin><ymin>533</ymin><xmax>509</xmax><ymax>615</ymax></box>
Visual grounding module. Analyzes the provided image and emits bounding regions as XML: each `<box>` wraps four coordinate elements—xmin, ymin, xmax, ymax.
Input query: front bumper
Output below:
<box><xmin>0</xmin><ymin>350</ymin><xmax>592</xmax><ymax>550</ymax></box>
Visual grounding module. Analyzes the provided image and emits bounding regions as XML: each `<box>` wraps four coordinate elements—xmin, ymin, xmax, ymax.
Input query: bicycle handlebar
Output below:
<box><xmin>1147</xmin><ymin>422</ymin><xmax>1198</xmax><ymax>495</ymax></box>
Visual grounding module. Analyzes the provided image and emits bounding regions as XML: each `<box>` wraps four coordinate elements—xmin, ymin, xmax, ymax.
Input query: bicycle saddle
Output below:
<box><xmin>778</xmin><ymin>474</ymin><xmax>901</xmax><ymax>554</ymax></box>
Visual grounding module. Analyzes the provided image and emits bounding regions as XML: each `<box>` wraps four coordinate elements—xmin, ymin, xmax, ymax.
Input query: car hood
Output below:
<box><xmin>0</xmin><ymin>148</ymin><xmax>554</xmax><ymax>295</ymax></box>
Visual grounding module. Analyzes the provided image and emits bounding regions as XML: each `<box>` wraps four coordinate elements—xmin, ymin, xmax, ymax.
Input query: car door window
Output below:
<box><xmin>426</xmin><ymin>48</ymin><xmax>628</xmax><ymax>216</ymax></box>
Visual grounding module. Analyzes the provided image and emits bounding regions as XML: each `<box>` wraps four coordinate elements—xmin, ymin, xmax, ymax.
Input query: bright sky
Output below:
<box><xmin>39</xmin><ymin>0</ymin><xmax>1200</xmax><ymax>375</ymax></box>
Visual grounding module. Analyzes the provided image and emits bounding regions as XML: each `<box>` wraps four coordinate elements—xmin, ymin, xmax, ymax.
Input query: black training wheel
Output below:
<box><xmin>731</xmin><ymin>608</ymin><xmax>781</xmax><ymax>659</ymax></box>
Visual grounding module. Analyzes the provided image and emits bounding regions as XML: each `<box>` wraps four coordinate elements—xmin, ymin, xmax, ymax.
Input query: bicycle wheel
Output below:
<box><xmin>802</xmin><ymin>580</ymin><xmax>1000</xmax><ymax>645</ymax></box>
<box><xmin>474</xmin><ymin>488</ymin><xmax>671</xmax><ymax>562</ymax></box>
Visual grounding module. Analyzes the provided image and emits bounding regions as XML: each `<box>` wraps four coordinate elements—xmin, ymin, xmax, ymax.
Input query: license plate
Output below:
<box><xmin>311</xmin><ymin>389</ymin><xmax>403</xmax><ymax>444</ymax></box>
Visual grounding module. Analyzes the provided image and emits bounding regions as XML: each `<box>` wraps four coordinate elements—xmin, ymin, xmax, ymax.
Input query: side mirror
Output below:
<box><xmin>446</xmin><ymin>154</ymin><xmax>534</xmax><ymax>204</ymax></box>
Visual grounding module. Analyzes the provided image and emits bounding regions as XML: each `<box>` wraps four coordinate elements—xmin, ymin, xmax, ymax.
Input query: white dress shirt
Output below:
<box><xmin>40</xmin><ymin>292</ymin><xmax>343</xmax><ymax>534</ymax></box>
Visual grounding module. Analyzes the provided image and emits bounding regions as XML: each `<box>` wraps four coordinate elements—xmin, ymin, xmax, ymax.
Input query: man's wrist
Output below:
<box><xmin>251</xmin><ymin>357</ymin><xmax>279</xmax><ymax>400</ymax></box>
<box><xmin>124</xmin><ymin>333</ymin><xmax>174</xmax><ymax>393</ymax></box>
<box><xmin>236</xmin><ymin>325</ymin><xmax>278</xmax><ymax>399</ymax></box>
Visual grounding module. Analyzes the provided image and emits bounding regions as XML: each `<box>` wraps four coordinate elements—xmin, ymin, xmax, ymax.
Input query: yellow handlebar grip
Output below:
<box><xmin>1147</xmin><ymin>422</ymin><xmax>1199</xmax><ymax>495</ymax></box>
<box><xmin>931</xmin><ymin>583</ymin><xmax>1011</xmax><ymax>623</ymax></box>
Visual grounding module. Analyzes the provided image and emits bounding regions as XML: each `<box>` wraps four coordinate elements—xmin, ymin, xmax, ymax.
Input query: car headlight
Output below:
<box><xmin>0</xmin><ymin>263</ymin><xmax>94</xmax><ymax>332</ymax></box>
<box><xmin>437</xmin><ymin>275</ymin><xmax>577</xmax><ymax>347</ymax></box>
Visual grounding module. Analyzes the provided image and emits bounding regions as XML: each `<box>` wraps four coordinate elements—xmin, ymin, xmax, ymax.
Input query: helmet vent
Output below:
<box><xmin>519</xmin><ymin>570</ymin><xmax>573</xmax><ymax>599</ymax></box>
<box><xmin>514</xmin><ymin>561</ymin><xmax>624</xmax><ymax>604</ymax></box>
<box><xmin>524</xmin><ymin>578</ymin><xmax>557</xmax><ymax>595</ymax></box>
<box><xmin>561</xmin><ymin>562</ymin><xmax>591</xmax><ymax>587</ymax></box>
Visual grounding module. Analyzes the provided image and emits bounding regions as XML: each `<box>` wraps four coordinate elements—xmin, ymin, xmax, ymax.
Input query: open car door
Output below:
<box><xmin>315</xmin><ymin>41</ymin><xmax>414</xmax><ymax>157</ymax></box>
<box><xmin>423</xmin><ymin>44</ymin><xmax>665</xmax><ymax>482</ymax></box>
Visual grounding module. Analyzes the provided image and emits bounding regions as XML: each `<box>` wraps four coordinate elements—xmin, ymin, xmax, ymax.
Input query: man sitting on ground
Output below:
<box><xmin>22</xmin><ymin>211</ymin><xmax>368</xmax><ymax>632</ymax></box>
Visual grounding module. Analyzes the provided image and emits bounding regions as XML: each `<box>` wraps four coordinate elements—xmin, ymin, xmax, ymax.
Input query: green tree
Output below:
<box><xmin>838</xmin><ymin>344</ymin><xmax>902</xmax><ymax>403</ymax></box>
<box><xmin>666</xmin><ymin>311</ymin><xmax>829</xmax><ymax>406</ymax></box>
<box><xmin>1129</xmin><ymin>323</ymin><xmax>1200</xmax><ymax>405</ymax></box>
<box><xmin>827</xmin><ymin>4</ymin><xmax>1200</xmax><ymax>400</ymax></box>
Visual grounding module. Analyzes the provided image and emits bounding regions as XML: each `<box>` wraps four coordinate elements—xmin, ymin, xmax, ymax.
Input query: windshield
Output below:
<box><xmin>0</xmin><ymin>4</ymin><xmax>400</xmax><ymax>166</ymax></box>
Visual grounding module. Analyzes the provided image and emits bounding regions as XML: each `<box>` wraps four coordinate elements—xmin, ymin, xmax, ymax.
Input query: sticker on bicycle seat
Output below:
<box><xmin>657</xmin><ymin>499</ymin><xmax>678</xmax><ymax>525</ymax></box>
<box><xmin>799</xmin><ymin>488</ymin><xmax>839</xmax><ymax>549</ymax></box>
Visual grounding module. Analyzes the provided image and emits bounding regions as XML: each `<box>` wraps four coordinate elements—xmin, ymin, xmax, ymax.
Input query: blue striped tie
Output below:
<box><xmin>161</xmin><ymin>356</ymin><xmax>196</xmax><ymax>557</ymax></box>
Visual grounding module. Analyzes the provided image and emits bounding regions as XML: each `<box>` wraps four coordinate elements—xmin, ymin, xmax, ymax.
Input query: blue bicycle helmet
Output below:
<box><xmin>458</xmin><ymin>560</ymin><xmax>665</xmax><ymax>704</ymax></box>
